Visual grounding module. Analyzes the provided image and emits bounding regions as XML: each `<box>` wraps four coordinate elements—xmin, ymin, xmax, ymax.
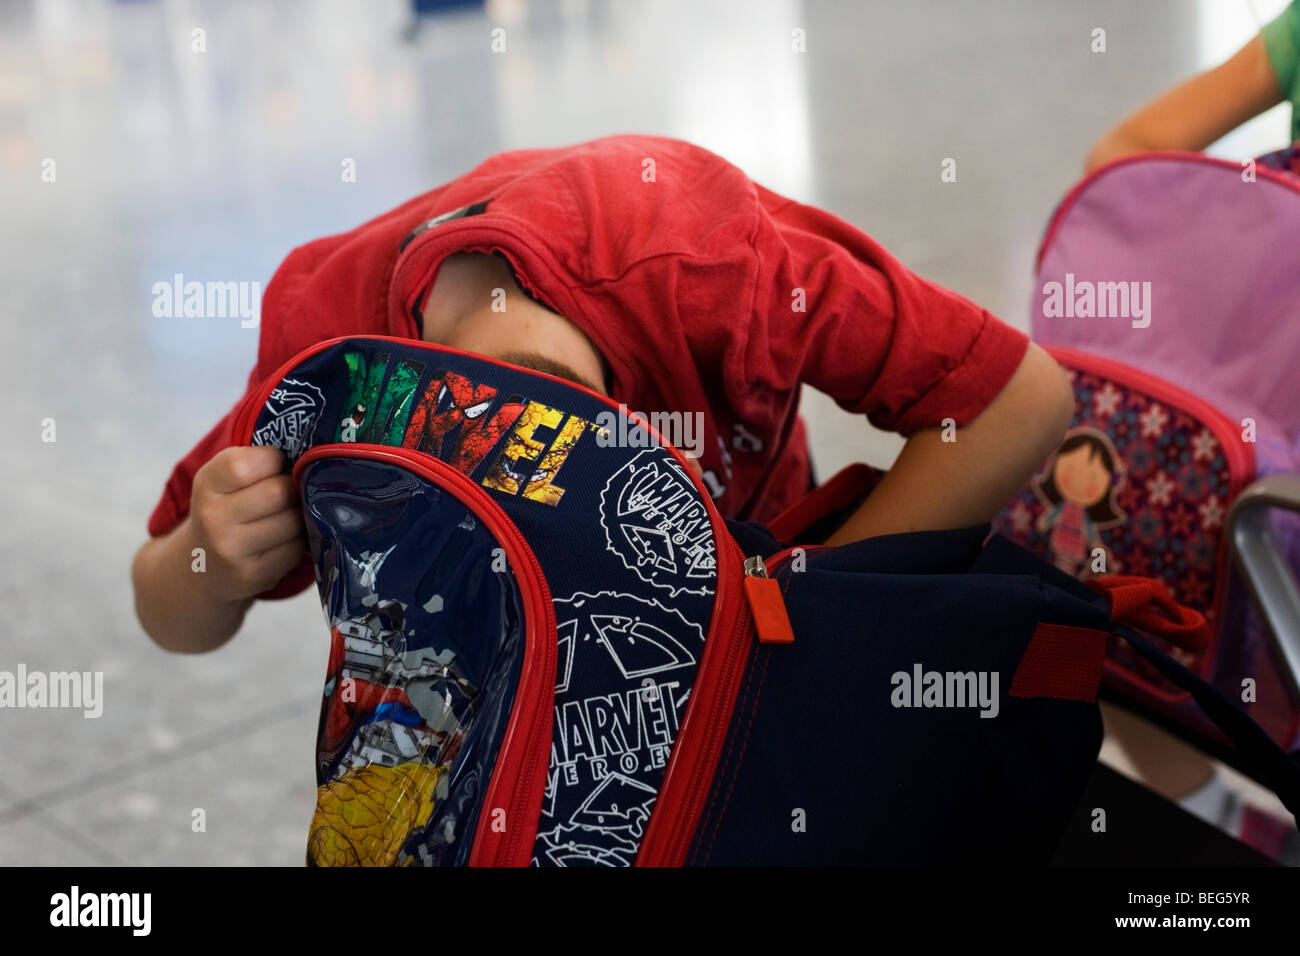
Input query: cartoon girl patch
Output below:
<box><xmin>1033</xmin><ymin>427</ymin><xmax>1126</xmax><ymax>577</ymax></box>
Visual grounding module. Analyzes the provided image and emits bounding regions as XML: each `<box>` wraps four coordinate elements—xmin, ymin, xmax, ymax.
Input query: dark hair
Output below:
<box><xmin>1035</xmin><ymin>431</ymin><xmax>1124</xmax><ymax>526</ymax></box>
<box><xmin>497</xmin><ymin>350</ymin><xmax>605</xmax><ymax>395</ymax></box>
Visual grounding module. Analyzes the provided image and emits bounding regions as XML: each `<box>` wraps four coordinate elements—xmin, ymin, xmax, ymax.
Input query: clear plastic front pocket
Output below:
<box><xmin>299</xmin><ymin>451</ymin><xmax>535</xmax><ymax>866</ymax></box>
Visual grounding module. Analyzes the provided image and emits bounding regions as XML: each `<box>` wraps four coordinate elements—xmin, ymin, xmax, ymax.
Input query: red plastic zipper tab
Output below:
<box><xmin>742</xmin><ymin>555</ymin><xmax>794</xmax><ymax>644</ymax></box>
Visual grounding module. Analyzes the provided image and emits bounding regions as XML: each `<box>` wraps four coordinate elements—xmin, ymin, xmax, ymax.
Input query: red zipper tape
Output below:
<box><xmin>636</xmin><ymin>546</ymin><xmax>803</xmax><ymax>866</ymax></box>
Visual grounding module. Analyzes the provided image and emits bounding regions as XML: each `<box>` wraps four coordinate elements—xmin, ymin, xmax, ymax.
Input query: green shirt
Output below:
<box><xmin>1263</xmin><ymin>0</ymin><xmax>1300</xmax><ymax>142</ymax></box>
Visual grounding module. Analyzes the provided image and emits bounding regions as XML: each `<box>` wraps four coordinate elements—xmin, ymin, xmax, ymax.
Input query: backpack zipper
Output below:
<box><xmin>742</xmin><ymin>555</ymin><xmax>796</xmax><ymax>644</ymax></box>
<box><xmin>636</xmin><ymin>544</ymin><xmax>804</xmax><ymax>866</ymax></box>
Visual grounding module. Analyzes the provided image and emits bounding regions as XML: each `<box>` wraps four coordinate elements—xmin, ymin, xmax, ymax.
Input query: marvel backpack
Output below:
<box><xmin>991</xmin><ymin>150</ymin><xmax>1300</xmax><ymax>753</ymax></box>
<box><xmin>233</xmin><ymin>335</ymin><xmax>1300</xmax><ymax>866</ymax></box>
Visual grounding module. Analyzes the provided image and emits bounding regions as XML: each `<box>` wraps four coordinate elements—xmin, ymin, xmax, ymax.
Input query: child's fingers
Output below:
<box><xmin>237</xmin><ymin>506</ymin><xmax>306</xmax><ymax>557</ymax></box>
<box><xmin>215</xmin><ymin>474</ymin><xmax>299</xmax><ymax>526</ymax></box>
<box><xmin>201</xmin><ymin>446</ymin><xmax>286</xmax><ymax>495</ymax></box>
<box><xmin>246</xmin><ymin>538</ymin><xmax>307</xmax><ymax>593</ymax></box>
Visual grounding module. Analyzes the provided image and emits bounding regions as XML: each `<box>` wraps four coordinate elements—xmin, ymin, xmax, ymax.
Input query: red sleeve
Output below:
<box><xmin>145</xmin><ymin>149</ymin><xmax>576</xmax><ymax>601</ymax></box>
<box><xmin>143</xmin><ymin>238</ymin><xmax>342</xmax><ymax>602</ymax></box>
<box><xmin>147</xmin><ymin>157</ymin><xmax>540</xmax><ymax>603</ymax></box>
<box><xmin>144</xmin><ymin>230</ymin><xmax>366</xmax><ymax>600</ymax></box>
<box><xmin>749</xmin><ymin>184</ymin><xmax>1029</xmax><ymax>437</ymax></box>
<box><xmin>144</xmin><ymin>181</ymin><xmax>471</xmax><ymax>601</ymax></box>
<box><xmin>145</xmin><ymin>371</ymin><xmax>256</xmax><ymax>541</ymax></box>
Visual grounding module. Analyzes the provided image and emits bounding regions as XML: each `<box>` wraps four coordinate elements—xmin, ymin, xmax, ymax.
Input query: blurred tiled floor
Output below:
<box><xmin>0</xmin><ymin>0</ymin><xmax>1291</xmax><ymax>864</ymax></box>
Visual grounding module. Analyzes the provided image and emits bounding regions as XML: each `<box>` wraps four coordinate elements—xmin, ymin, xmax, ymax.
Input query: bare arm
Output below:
<box><xmin>1085</xmin><ymin>34</ymin><xmax>1283</xmax><ymax>172</ymax></box>
<box><xmin>822</xmin><ymin>343</ymin><xmax>1073</xmax><ymax>546</ymax></box>
<box><xmin>132</xmin><ymin>516</ymin><xmax>254</xmax><ymax>654</ymax></box>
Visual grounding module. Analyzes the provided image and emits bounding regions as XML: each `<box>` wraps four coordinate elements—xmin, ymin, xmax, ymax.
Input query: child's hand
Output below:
<box><xmin>189</xmin><ymin>446</ymin><xmax>306</xmax><ymax>602</ymax></box>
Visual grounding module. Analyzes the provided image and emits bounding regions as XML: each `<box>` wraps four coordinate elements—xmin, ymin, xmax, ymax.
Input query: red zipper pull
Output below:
<box><xmin>743</xmin><ymin>555</ymin><xmax>795</xmax><ymax>644</ymax></box>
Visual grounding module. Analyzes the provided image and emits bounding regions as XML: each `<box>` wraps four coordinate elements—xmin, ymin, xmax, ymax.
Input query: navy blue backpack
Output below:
<box><xmin>232</xmin><ymin>335</ymin><xmax>1300</xmax><ymax>866</ymax></box>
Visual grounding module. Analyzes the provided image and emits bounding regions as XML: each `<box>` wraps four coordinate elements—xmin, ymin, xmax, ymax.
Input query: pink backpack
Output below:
<box><xmin>992</xmin><ymin>149</ymin><xmax>1300</xmax><ymax>752</ymax></box>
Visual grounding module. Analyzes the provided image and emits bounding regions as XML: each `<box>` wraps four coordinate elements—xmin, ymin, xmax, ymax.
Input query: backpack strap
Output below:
<box><xmin>1092</xmin><ymin>573</ymin><xmax>1300</xmax><ymax>817</ymax></box>
<box><xmin>1110</xmin><ymin>621</ymin><xmax>1300</xmax><ymax>821</ymax></box>
<box><xmin>764</xmin><ymin>463</ymin><xmax>883</xmax><ymax>543</ymax></box>
<box><xmin>989</xmin><ymin>530</ymin><xmax>1300</xmax><ymax>819</ymax></box>
<box><xmin>1087</xmin><ymin>575</ymin><xmax>1211</xmax><ymax>651</ymax></box>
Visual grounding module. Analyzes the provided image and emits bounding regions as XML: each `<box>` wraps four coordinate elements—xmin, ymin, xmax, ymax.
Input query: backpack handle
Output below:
<box><xmin>1087</xmin><ymin>575</ymin><xmax>1211</xmax><ymax>650</ymax></box>
<box><xmin>985</xmin><ymin>531</ymin><xmax>1300</xmax><ymax>820</ymax></box>
<box><xmin>764</xmin><ymin>463</ymin><xmax>883</xmax><ymax>544</ymax></box>
<box><xmin>1089</xmin><ymin>572</ymin><xmax>1300</xmax><ymax>819</ymax></box>
<box><xmin>1111</xmin><ymin>621</ymin><xmax>1300</xmax><ymax>822</ymax></box>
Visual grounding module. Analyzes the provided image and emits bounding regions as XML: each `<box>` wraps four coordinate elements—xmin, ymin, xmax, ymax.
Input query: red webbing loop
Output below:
<box><xmin>1086</xmin><ymin>575</ymin><xmax>1211</xmax><ymax>651</ymax></box>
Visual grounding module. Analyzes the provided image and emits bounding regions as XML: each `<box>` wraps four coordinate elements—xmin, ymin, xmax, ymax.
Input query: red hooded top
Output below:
<box><xmin>148</xmin><ymin>133</ymin><xmax>1029</xmax><ymax>599</ymax></box>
